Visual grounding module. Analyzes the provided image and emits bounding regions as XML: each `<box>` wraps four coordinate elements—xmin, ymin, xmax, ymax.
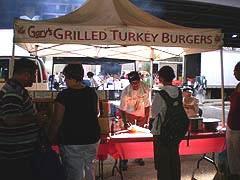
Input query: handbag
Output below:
<box><xmin>32</xmin><ymin>129</ymin><xmax>65</xmax><ymax>180</ymax></box>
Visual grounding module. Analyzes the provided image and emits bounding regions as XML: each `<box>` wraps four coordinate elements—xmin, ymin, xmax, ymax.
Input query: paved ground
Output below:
<box><xmin>95</xmin><ymin>153</ymin><xmax>219</xmax><ymax>180</ymax></box>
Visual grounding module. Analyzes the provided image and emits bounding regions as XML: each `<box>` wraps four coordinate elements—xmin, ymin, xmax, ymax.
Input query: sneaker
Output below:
<box><xmin>134</xmin><ymin>158</ymin><xmax>145</xmax><ymax>166</ymax></box>
<box><xmin>121</xmin><ymin>160</ymin><xmax>128</xmax><ymax>171</ymax></box>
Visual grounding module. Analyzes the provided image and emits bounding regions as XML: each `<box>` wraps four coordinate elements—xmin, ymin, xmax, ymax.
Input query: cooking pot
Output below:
<box><xmin>189</xmin><ymin>117</ymin><xmax>203</xmax><ymax>132</ymax></box>
<box><xmin>203</xmin><ymin>118</ymin><xmax>221</xmax><ymax>132</ymax></box>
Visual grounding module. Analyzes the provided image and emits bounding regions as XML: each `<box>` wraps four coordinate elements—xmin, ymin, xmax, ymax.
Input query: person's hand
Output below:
<box><xmin>123</xmin><ymin>121</ymin><xmax>131</xmax><ymax>129</ymax></box>
<box><xmin>124</xmin><ymin>121</ymin><xmax>128</xmax><ymax>129</ymax></box>
<box><xmin>143</xmin><ymin>123</ymin><xmax>149</xmax><ymax>129</ymax></box>
<box><xmin>184</xmin><ymin>104</ymin><xmax>192</xmax><ymax>109</ymax></box>
<box><xmin>148</xmin><ymin>118</ymin><xmax>155</xmax><ymax>130</ymax></box>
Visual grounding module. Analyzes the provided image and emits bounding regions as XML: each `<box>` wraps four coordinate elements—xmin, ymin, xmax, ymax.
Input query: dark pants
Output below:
<box><xmin>153</xmin><ymin>135</ymin><xmax>181</xmax><ymax>180</ymax></box>
<box><xmin>0</xmin><ymin>156</ymin><xmax>33</xmax><ymax>180</ymax></box>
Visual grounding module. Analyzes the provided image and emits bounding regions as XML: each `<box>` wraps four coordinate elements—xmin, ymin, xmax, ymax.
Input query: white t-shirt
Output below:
<box><xmin>183</xmin><ymin>96</ymin><xmax>199</xmax><ymax>117</ymax></box>
<box><xmin>90</xmin><ymin>75</ymin><xmax>102</xmax><ymax>87</ymax></box>
<box><xmin>120</xmin><ymin>81</ymin><xmax>151</xmax><ymax>117</ymax></box>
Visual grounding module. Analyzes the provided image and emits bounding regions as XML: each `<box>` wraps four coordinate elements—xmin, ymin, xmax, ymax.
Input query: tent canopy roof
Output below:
<box><xmin>14</xmin><ymin>0</ymin><xmax>223</xmax><ymax>60</ymax></box>
<box><xmin>46</xmin><ymin>0</ymin><xmax>185</xmax><ymax>28</ymax></box>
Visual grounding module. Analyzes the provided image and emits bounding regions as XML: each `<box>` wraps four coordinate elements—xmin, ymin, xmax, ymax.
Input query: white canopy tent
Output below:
<box><xmin>13</xmin><ymin>0</ymin><xmax>225</xmax><ymax>125</ymax></box>
<box><xmin>14</xmin><ymin>0</ymin><xmax>223</xmax><ymax>60</ymax></box>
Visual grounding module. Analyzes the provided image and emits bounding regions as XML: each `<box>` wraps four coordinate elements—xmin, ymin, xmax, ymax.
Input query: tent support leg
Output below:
<box><xmin>220</xmin><ymin>48</ymin><xmax>225</xmax><ymax>128</ymax></box>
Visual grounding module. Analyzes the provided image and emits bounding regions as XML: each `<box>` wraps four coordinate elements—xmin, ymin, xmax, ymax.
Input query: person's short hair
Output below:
<box><xmin>13</xmin><ymin>58</ymin><xmax>38</xmax><ymax>75</ymax></box>
<box><xmin>127</xmin><ymin>71</ymin><xmax>140</xmax><ymax>82</ymax></box>
<box><xmin>235</xmin><ymin>61</ymin><xmax>240</xmax><ymax>70</ymax></box>
<box><xmin>87</xmin><ymin>71</ymin><xmax>94</xmax><ymax>78</ymax></box>
<box><xmin>157</xmin><ymin>66</ymin><xmax>175</xmax><ymax>82</ymax></box>
<box><xmin>63</xmin><ymin>64</ymin><xmax>84</xmax><ymax>81</ymax></box>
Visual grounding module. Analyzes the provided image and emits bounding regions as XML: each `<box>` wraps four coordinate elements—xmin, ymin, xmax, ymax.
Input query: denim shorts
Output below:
<box><xmin>59</xmin><ymin>141</ymin><xmax>100</xmax><ymax>180</ymax></box>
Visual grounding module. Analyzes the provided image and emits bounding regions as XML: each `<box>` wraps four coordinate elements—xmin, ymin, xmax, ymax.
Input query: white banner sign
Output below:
<box><xmin>14</xmin><ymin>20</ymin><xmax>223</xmax><ymax>49</ymax></box>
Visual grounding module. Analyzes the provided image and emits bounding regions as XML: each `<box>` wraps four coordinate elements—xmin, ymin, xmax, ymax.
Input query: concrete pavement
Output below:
<box><xmin>95</xmin><ymin>154</ymin><xmax>219</xmax><ymax>180</ymax></box>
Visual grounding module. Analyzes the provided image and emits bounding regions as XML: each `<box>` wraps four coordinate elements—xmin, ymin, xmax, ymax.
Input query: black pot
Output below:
<box><xmin>203</xmin><ymin>118</ymin><xmax>221</xmax><ymax>132</ymax></box>
<box><xmin>189</xmin><ymin>117</ymin><xmax>203</xmax><ymax>132</ymax></box>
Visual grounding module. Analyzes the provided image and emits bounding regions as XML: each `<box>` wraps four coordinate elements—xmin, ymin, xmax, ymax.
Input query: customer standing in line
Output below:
<box><xmin>226</xmin><ymin>61</ymin><xmax>240</xmax><ymax>180</ymax></box>
<box><xmin>119</xmin><ymin>71</ymin><xmax>151</xmax><ymax>170</ymax></box>
<box><xmin>0</xmin><ymin>58</ymin><xmax>46</xmax><ymax>180</ymax></box>
<box><xmin>49</xmin><ymin>64</ymin><xmax>101</xmax><ymax>180</ymax></box>
<box><xmin>87</xmin><ymin>71</ymin><xmax>102</xmax><ymax>89</ymax></box>
<box><xmin>150</xmin><ymin>66</ymin><xmax>181</xmax><ymax>180</ymax></box>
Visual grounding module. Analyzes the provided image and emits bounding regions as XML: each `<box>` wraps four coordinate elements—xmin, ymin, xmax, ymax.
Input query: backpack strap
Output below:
<box><xmin>158</xmin><ymin>88</ymin><xmax>184</xmax><ymax>123</ymax></box>
<box><xmin>158</xmin><ymin>88</ymin><xmax>181</xmax><ymax>124</ymax></box>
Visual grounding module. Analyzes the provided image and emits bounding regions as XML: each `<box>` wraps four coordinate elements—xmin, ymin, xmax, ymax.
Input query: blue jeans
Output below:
<box><xmin>59</xmin><ymin>142</ymin><xmax>99</xmax><ymax>180</ymax></box>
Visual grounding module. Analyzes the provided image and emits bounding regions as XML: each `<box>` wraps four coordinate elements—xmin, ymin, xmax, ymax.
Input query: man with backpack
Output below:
<box><xmin>150</xmin><ymin>66</ymin><xmax>189</xmax><ymax>180</ymax></box>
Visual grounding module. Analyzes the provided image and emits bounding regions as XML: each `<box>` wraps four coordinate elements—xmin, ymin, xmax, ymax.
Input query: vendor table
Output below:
<box><xmin>96</xmin><ymin>131</ymin><xmax>225</xmax><ymax>180</ymax></box>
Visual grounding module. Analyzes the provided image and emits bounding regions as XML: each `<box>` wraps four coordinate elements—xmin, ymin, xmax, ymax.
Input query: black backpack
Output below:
<box><xmin>158</xmin><ymin>88</ymin><xmax>189</xmax><ymax>145</ymax></box>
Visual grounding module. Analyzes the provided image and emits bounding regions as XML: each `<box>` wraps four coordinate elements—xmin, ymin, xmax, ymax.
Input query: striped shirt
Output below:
<box><xmin>0</xmin><ymin>79</ymin><xmax>39</xmax><ymax>159</ymax></box>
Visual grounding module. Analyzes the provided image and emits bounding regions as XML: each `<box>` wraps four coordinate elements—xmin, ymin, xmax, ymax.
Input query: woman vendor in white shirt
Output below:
<box><xmin>182</xmin><ymin>87</ymin><xmax>200</xmax><ymax>118</ymax></box>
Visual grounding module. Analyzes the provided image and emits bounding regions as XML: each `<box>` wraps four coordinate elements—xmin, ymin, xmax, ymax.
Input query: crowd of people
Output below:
<box><xmin>0</xmin><ymin>60</ymin><xmax>239</xmax><ymax>180</ymax></box>
<box><xmin>48</xmin><ymin>70</ymin><xmax>156</xmax><ymax>91</ymax></box>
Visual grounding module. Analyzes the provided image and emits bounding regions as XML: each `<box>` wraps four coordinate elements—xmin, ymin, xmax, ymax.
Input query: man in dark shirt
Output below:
<box><xmin>0</xmin><ymin>58</ymin><xmax>45</xmax><ymax>180</ymax></box>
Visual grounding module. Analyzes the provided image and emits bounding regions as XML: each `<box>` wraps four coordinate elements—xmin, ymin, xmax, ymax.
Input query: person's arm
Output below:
<box><xmin>121</xmin><ymin>110</ymin><xmax>128</xmax><ymax>129</ymax></box>
<box><xmin>97</xmin><ymin>99</ymin><xmax>100</xmax><ymax>117</ymax></box>
<box><xmin>193</xmin><ymin>98</ymin><xmax>199</xmax><ymax>115</ymax></box>
<box><xmin>119</xmin><ymin>88</ymin><xmax>128</xmax><ymax>128</ymax></box>
<box><xmin>183</xmin><ymin>104</ymin><xmax>192</xmax><ymax>109</ymax></box>
<box><xmin>92</xmin><ymin>76</ymin><xmax>99</xmax><ymax>88</ymax></box>
<box><xmin>143</xmin><ymin>85</ymin><xmax>151</xmax><ymax>127</ymax></box>
<box><xmin>48</xmin><ymin>102</ymin><xmax>65</xmax><ymax>144</ymax></box>
<box><xmin>144</xmin><ymin>106</ymin><xmax>150</xmax><ymax>124</ymax></box>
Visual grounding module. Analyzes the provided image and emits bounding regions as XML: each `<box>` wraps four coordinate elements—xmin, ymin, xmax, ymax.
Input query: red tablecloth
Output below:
<box><xmin>97</xmin><ymin>132</ymin><xmax>226</xmax><ymax>160</ymax></box>
<box><xmin>53</xmin><ymin>132</ymin><xmax>226</xmax><ymax>161</ymax></box>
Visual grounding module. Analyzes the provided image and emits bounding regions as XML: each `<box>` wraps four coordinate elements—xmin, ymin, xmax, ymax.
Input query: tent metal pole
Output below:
<box><xmin>150</xmin><ymin>58</ymin><xmax>153</xmax><ymax>89</ymax></box>
<box><xmin>182</xmin><ymin>55</ymin><xmax>186</xmax><ymax>85</ymax></box>
<box><xmin>51</xmin><ymin>58</ymin><xmax>55</xmax><ymax>91</ymax></box>
<box><xmin>34</xmin><ymin>45</ymin><xmax>39</xmax><ymax>90</ymax></box>
<box><xmin>150</xmin><ymin>47</ymin><xmax>154</xmax><ymax>89</ymax></box>
<box><xmin>10</xmin><ymin>40</ymin><xmax>16</xmax><ymax>79</ymax></box>
<box><xmin>220</xmin><ymin>48</ymin><xmax>225</xmax><ymax>128</ymax></box>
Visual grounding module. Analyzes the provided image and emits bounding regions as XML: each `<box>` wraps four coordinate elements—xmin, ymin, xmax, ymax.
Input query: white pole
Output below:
<box><xmin>182</xmin><ymin>55</ymin><xmax>186</xmax><ymax>85</ymax></box>
<box><xmin>150</xmin><ymin>47</ymin><xmax>154</xmax><ymax>90</ymax></box>
<box><xmin>10</xmin><ymin>40</ymin><xmax>16</xmax><ymax>79</ymax></box>
<box><xmin>34</xmin><ymin>45</ymin><xmax>39</xmax><ymax>90</ymax></box>
<box><xmin>220</xmin><ymin>48</ymin><xmax>225</xmax><ymax>127</ymax></box>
